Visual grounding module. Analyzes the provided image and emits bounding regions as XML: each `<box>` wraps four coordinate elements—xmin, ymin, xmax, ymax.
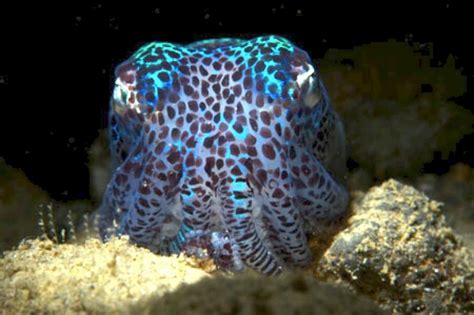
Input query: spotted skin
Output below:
<box><xmin>98</xmin><ymin>35</ymin><xmax>349</xmax><ymax>275</ymax></box>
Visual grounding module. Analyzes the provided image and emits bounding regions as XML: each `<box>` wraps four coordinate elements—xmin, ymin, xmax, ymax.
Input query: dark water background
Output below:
<box><xmin>0</xmin><ymin>1</ymin><xmax>472</xmax><ymax>201</ymax></box>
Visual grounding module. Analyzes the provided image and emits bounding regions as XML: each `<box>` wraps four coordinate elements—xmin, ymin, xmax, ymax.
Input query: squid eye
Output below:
<box><xmin>112</xmin><ymin>75</ymin><xmax>141</xmax><ymax>115</ymax></box>
<box><xmin>112</xmin><ymin>79</ymin><xmax>129</xmax><ymax>115</ymax></box>
<box><xmin>301</xmin><ymin>72</ymin><xmax>321</xmax><ymax>108</ymax></box>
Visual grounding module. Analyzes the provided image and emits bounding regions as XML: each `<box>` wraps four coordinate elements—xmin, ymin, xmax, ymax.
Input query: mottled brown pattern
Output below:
<box><xmin>100</xmin><ymin>35</ymin><xmax>348</xmax><ymax>276</ymax></box>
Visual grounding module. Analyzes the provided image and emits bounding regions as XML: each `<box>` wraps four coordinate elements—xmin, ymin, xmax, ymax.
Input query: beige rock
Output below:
<box><xmin>0</xmin><ymin>237</ymin><xmax>210</xmax><ymax>314</ymax></box>
<box><xmin>0</xmin><ymin>158</ymin><xmax>50</xmax><ymax>252</ymax></box>
<box><xmin>139</xmin><ymin>272</ymin><xmax>386</xmax><ymax>315</ymax></box>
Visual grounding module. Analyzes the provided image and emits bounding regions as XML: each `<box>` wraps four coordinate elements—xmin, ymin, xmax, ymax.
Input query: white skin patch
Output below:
<box><xmin>113</xmin><ymin>72</ymin><xmax>140</xmax><ymax>114</ymax></box>
<box><xmin>297</xmin><ymin>65</ymin><xmax>321</xmax><ymax>108</ymax></box>
<box><xmin>296</xmin><ymin>64</ymin><xmax>315</xmax><ymax>87</ymax></box>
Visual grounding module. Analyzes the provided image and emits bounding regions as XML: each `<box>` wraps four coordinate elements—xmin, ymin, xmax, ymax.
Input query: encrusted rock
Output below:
<box><xmin>314</xmin><ymin>179</ymin><xmax>474</xmax><ymax>313</ymax></box>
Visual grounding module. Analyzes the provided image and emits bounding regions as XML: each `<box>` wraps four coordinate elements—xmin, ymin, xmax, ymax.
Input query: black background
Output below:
<box><xmin>0</xmin><ymin>1</ymin><xmax>472</xmax><ymax>201</ymax></box>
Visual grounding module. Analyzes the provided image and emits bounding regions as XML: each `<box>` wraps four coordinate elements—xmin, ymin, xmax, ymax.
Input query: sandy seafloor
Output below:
<box><xmin>1</xmin><ymin>40</ymin><xmax>473</xmax><ymax>314</ymax></box>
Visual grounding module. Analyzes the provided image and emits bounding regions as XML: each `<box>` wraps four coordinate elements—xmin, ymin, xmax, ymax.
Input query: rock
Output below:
<box><xmin>139</xmin><ymin>272</ymin><xmax>386</xmax><ymax>315</ymax></box>
<box><xmin>0</xmin><ymin>158</ymin><xmax>50</xmax><ymax>252</ymax></box>
<box><xmin>0</xmin><ymin>158</ymin><xmax>94</xmax><ymax>249</ymax></box>
<box><xmin>0</xmin><ymin>236</ymin><xmax>384</xmax><ymax>315</ymax></box>
<box><xmin>1</xmin><ymin>179</ymin><xmax>472</xmax><ymax>313</ymax></box>
<box><xmin>336</xmin><ymin>98</ymin><xmax>472</xmax><ymax>178</ymax></box>
<box><xmin>0</xmin><ymin>237</ymin><xmax>210</xmax><ymax>314</ymax></box>
<box><xmin>320</xmin><ymin>41</ymin><xmax>473</xmax><ymax>178</ymax></box>
<box><xmin>414</xmin><ymin>164</ymin><xmax>474</xmax><ymax>250</ymax></box>
<box><xmin>314</xmin><ymin>179</ymin><xmax>474</xmax><ymax>313</ymax></box>
<box><xmin>321</xmin><ymin>40</ymin><xmax>466</xmax><ymax>104</ymax></box>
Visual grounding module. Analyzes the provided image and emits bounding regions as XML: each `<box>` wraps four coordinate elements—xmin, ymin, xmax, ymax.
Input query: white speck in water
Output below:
<box><xmin>109</xmin><ymin>17</ymin><xmax>119</xmax><ymax>30</ymax></box>
<box><xmin>419</xmin><ymin>43</ymin><xmax>428</xmax><ymax>50</ymax></box>
<box><xmin>204</xmin><ymin>13</ymin><xmax>210</xmax><ymax>20</ymax></box>
<box><xmin>296</xmin><ymin>9</ymin><xmax>302</xmax><ymax>16</ymax></box>
<box><xmin>154</xmin><ymin>8</ymin><xmax>160</xmax><ymax>14</ymax></box>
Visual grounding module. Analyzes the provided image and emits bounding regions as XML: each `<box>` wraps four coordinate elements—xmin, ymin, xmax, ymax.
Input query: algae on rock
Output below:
<box><xmin>314</xmin><ymin>179</ymin><xmax>474</xmax><ymax>313</ymax></box>
<box><xmin>320</xmin><ymin>40</ymin><xmax>472</xmax><ymax>178</ymax></box>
